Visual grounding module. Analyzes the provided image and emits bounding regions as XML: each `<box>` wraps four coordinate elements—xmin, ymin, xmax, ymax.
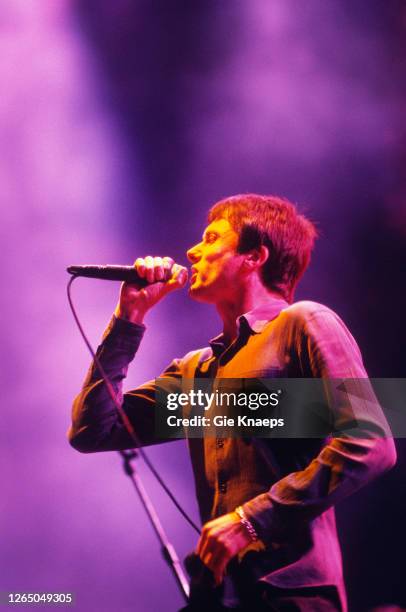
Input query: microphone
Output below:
<box><xmin>67</xmin><ymin>264</ymin><xmax>172</xmax><ymax>286</ymax></box>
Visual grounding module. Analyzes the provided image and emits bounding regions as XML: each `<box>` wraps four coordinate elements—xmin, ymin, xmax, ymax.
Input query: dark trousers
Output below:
<box><xmin>180</xmin><ymin>554</ymin><xmax>342</xmax><ymax>611</ymax></box>
<box><xmin>179</xmin><ymin>584</ymin><xmax>341</xmax><ymax>612</ymax></box>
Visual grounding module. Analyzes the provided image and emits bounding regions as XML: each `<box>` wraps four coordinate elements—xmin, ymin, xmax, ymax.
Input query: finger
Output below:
<box><xmin>153</xmin><ymin>256</ymin><xmax>165</xmax><ymax>281</ymax></box>
<box><xmin>206</xmin><ymin>546</ymin><xmax>231</xmax><ymax>586</ymax></box>
<box><xmin>197</xmin><ymin>525</ymin><xmax>219</xmax><ymax>565</ymax></box>
<box><xmin>144</xmin><ymin>256</ymin><xmax>154</xmax><ymax>283</ymax></box>
<box><xmin>134</xmin><ymin>257</ymin><xmax>146</xmax><ymax>278</ymax></box>
<box><xmin>200</xmin><ymin>547</ymin><xmax>215</xmax><ymax>570</ymax></box>
<box><xmin>214</xmin><ymin>554</ymin><xmax>230</xmax><ymax>586</ymax></box>
<box><xmin>214</xmin><ymin>567</ymin><xmax>226</xmax><ymax>587</ymax></box>
<box><xmin>162</xmin><ymin>256</ymin><xmax>174</xmax><ymax>273</ymax></box>
<box><xmin>201</xmin><ymin>551</ymin><xmax>213</xmax><ymax>570</ymax></box>
<box><xmin>198</xmin><ymin>538</ymin><xmax>213</xmax><ymax>563</ymax></box>
<box><xmin>196</xmin><ymin>531</ymin><xmax>209</xmax><ymax>560</ymax></box>
<box><xmin>161</xmin><ymin>258</ymin><xmax>174</xmax><ymax>283</ymax></box>
<box><xmin>168</xmin><ymin>264</ymin><xmax>188</xmax><ymax>288</ymax></box>
<box><xmin>200</xmin><ymin>546</ymin><xmax>229</xmax><ymax>586</ymax></box>
<box><xmin>196</xmin><ymin>522</ymin><xmax>211</xmax><ymax>558</ymax></box>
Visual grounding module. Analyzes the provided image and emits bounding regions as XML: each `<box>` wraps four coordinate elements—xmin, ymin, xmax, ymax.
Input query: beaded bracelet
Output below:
<box><xmin>235</xmin><ymin>505</ymin><xmax>259</xmax><ymax>542</ymax></box>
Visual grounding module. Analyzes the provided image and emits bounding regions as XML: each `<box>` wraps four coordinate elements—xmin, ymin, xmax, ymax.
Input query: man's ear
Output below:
<box><xmin>243</xmin><ymin>245</ymin><xmax>269</xmax><ymax>270</ymax></box>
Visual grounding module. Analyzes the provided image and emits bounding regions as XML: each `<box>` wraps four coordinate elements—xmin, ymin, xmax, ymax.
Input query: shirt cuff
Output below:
<box><xmin>101</xmin><ymin>315</ymin><xmax>146</xmax><ymax>350</ymax></box>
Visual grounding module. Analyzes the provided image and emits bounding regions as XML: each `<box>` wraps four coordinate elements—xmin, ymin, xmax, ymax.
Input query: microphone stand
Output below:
<box><xmin>119</xmin><ymin>450</ymin><xmax>190</xmax><ymax>603</ymax></box>
<box><xmin>66</xmin><ymin>276</ymin><xmax>191</xmax><ymax>603</ymax></box>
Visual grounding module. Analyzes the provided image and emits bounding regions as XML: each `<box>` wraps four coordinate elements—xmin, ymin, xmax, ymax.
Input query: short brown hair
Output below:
<box><xmin>208</xmin><ymin>194</ymin><xmax>318</xmax><ymax>302</ymax></box>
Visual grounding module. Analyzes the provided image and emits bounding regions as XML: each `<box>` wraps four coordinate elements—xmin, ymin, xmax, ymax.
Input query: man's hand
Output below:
<box><xmin>196</xmin><ymin>511</ymin><xmax>253</xmax><ymax>586</ymax></box>
<box><xmin>115</xmin><ymin>256</ymin><xmax>188</xmax><ymax>324</ymax></box>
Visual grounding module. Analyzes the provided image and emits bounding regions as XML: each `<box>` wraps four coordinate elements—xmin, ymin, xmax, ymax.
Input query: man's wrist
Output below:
<box><xmin>114</xmin><ymin>305</ymin><xmax>148</xmax><ymax>325</ymax></box>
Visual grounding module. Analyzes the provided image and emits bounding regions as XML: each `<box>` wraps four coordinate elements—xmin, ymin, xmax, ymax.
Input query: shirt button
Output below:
<box><xmin>216</xmin><ymin>438</ymin><xmax>224</xmax><ymax>448</ymax></box>
<box><xmin>219</xmin><ymin>482</ymin><xmax>227</xmax><ymax>493</ymax></box>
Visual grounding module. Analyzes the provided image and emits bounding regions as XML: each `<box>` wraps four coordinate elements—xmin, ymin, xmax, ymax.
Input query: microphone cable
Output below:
<box><xmin>67</xmin><ymin>275</ymin><xmax>200</xmax><ymax>535</ymax></box>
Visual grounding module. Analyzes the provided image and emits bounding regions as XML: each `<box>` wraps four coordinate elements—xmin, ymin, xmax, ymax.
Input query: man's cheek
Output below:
<box><xmin>199</xmin><ymin>269</ymin><xmax>211</xmax><ymax>283</ymax></box>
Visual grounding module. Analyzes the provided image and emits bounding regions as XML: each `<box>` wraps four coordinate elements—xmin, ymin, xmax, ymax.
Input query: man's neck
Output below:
<box><xmin>216</xmin><ymin>282</ymin><xmax>284</xmax><ymax>344</ymax></box>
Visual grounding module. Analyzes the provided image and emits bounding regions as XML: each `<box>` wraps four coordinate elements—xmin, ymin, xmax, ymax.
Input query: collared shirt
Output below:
<box><xmin>69</xmin><ymin>297</ymin><xmax>396</xmax><ymax>611</ymax></box>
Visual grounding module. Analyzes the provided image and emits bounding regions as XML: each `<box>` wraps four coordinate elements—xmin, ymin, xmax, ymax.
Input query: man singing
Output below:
<box><xmin>69</xmin><ymin>194</ymin><xmax>396</xmax><ymax>611</ymax></box>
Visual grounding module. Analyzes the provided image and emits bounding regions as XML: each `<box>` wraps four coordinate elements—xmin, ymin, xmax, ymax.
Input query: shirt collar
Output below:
<box><xmin>208</xmin><ymin>297</ymin><xmax>289</xmax><ymax>354</ymax></box>
<box><xmin>241</xmin><ymin>297</ymin><xmax>289</xmax><ymax>333</ymax></box>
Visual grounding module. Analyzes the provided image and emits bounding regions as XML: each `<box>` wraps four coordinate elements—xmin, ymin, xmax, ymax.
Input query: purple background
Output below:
<box><xmin>1</xmin><ymin>1</ymin><xmax>405</xmax><ymax>610</ymax></box>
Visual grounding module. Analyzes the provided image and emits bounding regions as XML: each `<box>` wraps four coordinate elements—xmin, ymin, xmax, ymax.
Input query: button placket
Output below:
<box><xmin>219</xmin><ymin>481</ymin><xmax>227</xmax><ymax>494</ymax></box>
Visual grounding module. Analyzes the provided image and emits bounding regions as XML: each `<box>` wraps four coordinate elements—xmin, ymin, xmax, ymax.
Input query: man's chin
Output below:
<box><xmin>188</xmin><ymin>284</ymin><xmax>214</xmax><ymax>303</ymax></box>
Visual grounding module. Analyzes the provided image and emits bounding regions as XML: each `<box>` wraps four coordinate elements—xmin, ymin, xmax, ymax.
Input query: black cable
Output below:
<box><xmin>67</xmin><ymin>275</ymin><xmax>200</xmax><ymax>535</ymax></box>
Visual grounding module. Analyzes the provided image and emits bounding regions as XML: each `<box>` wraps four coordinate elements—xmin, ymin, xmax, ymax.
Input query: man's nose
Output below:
<box><xmin>186</xmin><ymin>243</ymin><xmax>201</xmax><ymax>263</ymax></box>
